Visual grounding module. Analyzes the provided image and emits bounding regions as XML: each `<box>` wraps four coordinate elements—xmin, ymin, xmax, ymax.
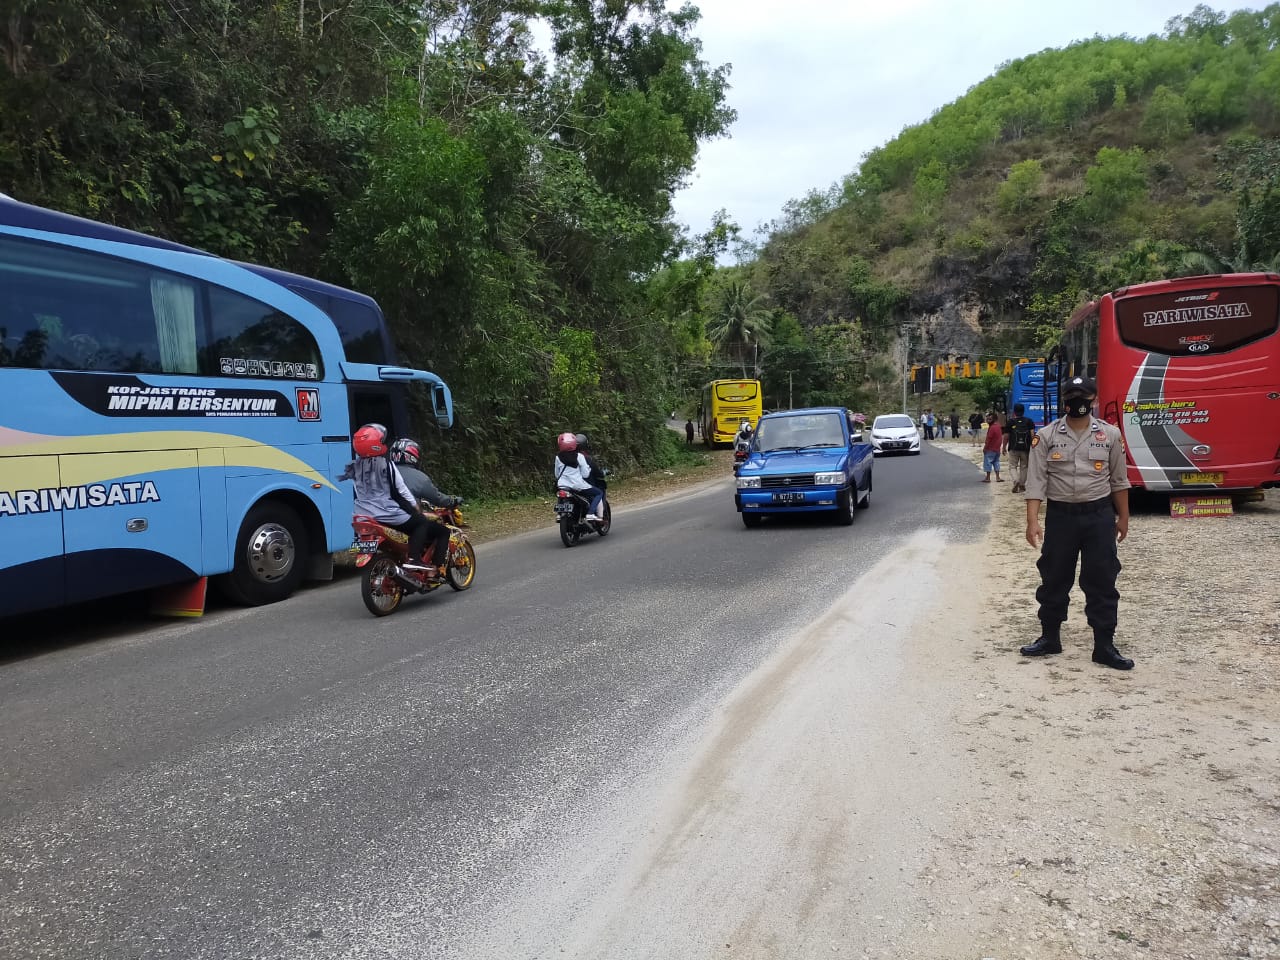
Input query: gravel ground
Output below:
<box><xmin>920</xmin><ymin>434</ymin><xmax>1280</xmax><ymax>959</ymax></box>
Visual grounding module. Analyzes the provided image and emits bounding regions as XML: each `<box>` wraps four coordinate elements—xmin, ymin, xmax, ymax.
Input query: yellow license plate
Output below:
<box><xmin>1181</xmin><ymin>472</ymin><xmax>1224</xmax><ymax>484</ymax></box>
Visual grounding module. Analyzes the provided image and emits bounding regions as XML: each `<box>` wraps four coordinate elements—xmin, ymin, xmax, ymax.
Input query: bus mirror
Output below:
<box><xmin>431</xmin><ymin>384</ymin><xmax>453</xmax><ymax>429</ymax></box>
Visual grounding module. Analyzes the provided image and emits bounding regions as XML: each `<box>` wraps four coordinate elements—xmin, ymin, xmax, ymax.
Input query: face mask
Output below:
<box><xmin>1066</xmin><ymin>398</ymin><xmax>1093</xmax><ymax>418</ymax></box>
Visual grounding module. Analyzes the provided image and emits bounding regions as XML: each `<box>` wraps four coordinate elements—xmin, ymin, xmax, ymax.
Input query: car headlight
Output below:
<box><xmin>814</xmin><ymin>472</ymin><xmax>844</xmax><ymax>485</ymax></box>
<box><xmin>736</xmin><ymin>476</ymin><xmax>761</xmax><ymax>489</ymax></box>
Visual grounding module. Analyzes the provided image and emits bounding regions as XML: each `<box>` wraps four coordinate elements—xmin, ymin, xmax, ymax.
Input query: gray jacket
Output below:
<box><xmin>338</xmin><ymin>457</ymin><xmax>415</xmax><ymax>524</ymax></box>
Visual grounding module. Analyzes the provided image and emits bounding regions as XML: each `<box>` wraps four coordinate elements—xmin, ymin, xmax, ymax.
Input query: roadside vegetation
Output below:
<box><xmin>4</xmin><ymin>3</ymin><xmax>1280</xmax><ymax>495</ymax></box>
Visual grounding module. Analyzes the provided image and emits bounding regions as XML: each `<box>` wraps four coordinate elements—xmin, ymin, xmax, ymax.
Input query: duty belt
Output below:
<box><xmin>1047</xmin><ymin>497</ymin><xmax>1114</xmax><ymax>515</ymax></box>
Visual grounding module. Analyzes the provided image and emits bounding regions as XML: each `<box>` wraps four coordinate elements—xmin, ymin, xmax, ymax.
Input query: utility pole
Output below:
<box><xmin>901</xmin><ymin>325</ymin><xmax>910</xmax><ymax>414</ymax></box>
<box><xmin>788</xmin><ymin>372</ymin><xmax>793</xmax><ymax>410</ymax></box>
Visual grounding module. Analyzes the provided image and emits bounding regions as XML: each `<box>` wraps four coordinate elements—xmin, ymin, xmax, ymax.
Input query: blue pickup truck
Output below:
<box><xmin>734</xmin><ymin>407</ymin><xmax>874</xmax><ymax>528</ymax></box>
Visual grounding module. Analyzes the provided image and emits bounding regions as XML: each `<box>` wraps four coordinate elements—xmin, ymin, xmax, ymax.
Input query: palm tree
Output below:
<box><xmin>1179</xmin><ymin>248</ymin><xmax>1280</xmax><ymax>276</ymax></box>
<box><xmin>707</xmin><ymin>281</ymin><xmax>772</xmax><ymax>378</ymax></box>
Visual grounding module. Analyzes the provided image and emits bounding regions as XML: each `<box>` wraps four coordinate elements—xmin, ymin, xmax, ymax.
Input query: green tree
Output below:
<box><xmin>997</xmin><ymin>159</ymin><xmax>1044</xmax><ymax>216</ymax></box>
<box><xmin>1141</xmin><ymin>85</ymin><xmax>1192</xmax><ymax>144</ymax></box>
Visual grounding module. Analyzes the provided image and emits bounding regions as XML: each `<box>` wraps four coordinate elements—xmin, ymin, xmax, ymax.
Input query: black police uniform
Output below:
<box><xmin>1021</xmin><ymin>377</ymin><xmax>1134</xmax><ymax>669</ymax></box>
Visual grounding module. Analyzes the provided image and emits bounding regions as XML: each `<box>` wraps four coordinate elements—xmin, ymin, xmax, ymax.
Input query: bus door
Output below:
<box><xmin>0</xmin><ymin>454</ymin><xmax>65</xmax><ymax>615</ymax></box>
<box><xmin>58</xmin><ymin>449</ymin><xmax>203</xmax><ymax>604</ymax></box>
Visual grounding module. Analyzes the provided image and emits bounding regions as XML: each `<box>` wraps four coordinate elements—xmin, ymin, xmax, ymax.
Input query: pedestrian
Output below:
<box><xmin>1003</xmin><ymin>402</ymin><xmax>1036</xmax><ymax>493</ymax></box>
<box><xmin>981</xmin><ymin>412</ymin><xmax>1003</xmax><ymax>482</ymax></box>
<box><xmin>922</xmin><ymin>409</ymin><xmax>934</xmax><ymax>440</ymax></box>
<box><xmin>949</xmin><ymin>410</ymin><xmax>960</xmax><ymax>440</ymax></box>
<box><xmin>1019</xmin><ymin>376</ymin><xmax>1134</xmax><ymax>671</ymax></box>
<box><xmin>685</xmin><ymin>419</ymin><xmax>695</xmax><ymax>445</ymax></box>
<box><xmin>967</xmin><ymin>410</ymin><xmax>983</xmax><ymax>445</ymax></box>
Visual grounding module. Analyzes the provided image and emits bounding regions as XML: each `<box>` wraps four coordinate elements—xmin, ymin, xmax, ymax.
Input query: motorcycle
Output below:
<box><xmin>554</xmin><ymin>487</ymin><xmax>612</xmax><ymax>547</ymax></box>
<box><xmin>352</xmin><ymin>502</ymin><xmax>476</xmax><ymax>616</ymax></box>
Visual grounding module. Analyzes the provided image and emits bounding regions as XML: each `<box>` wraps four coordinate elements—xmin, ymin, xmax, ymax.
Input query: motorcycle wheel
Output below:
<box><xmin>596</xmin><ymin>502</ymin><xmax>612</xmax><ymax>536</ymax></box>
<box><xmin>446</xmin><ymin>539</ymin><xmax>477</xmax><ymax>591</ymax></box>
<box><xmin>361</xmin><ymin>556</ymin><xmax>404</xmax><ymax>616</ymax></box>
<box><xmin>559</xmin><ymin>515</ymin><xmax>580</xmax><ymax>548</ymax></box>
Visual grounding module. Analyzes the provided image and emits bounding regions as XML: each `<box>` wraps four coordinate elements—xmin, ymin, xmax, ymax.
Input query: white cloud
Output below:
<box><xmin>671</xmin><ymin>0</ymin><xmax>1255</xmax><ymax>246</ymax></box>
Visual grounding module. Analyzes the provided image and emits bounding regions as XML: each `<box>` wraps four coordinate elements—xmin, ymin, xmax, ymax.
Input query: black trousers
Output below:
<box><xmin>393</xmin><ymin>514</ymin><xmax>450</xmax><ymax>566</ymax></box>
<box><xmin>1035</xmin><ymin>499</ymin><xmax>1121</xmax><ymax>634</ymax></box>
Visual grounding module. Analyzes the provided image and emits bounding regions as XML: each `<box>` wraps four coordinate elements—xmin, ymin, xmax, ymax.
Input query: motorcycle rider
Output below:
<box><xmin>338</xmin><ymin>423</ymin><xmax>440</xmax><ymax>578</ymax></box>
<box><xmin>389</xmin><ymin>437</ymin><xmax>458</xmax><ymax>573</ymax></box>
<box><xmin>554</xmin><ymin>432</ymin><xmax>604</xmax><ymax>521</ymax></box>
<box><xmin>574</xmin><ymin>432</ymin><xmax>609</xmax><ymax>512</ymax></box>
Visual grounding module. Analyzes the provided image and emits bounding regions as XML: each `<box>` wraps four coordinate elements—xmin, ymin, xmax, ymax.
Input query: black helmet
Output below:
<box><xmin>574</xmin><ymin>432</ymin><xmax>589</xmax><ymax>450</ymax></box>
<box><xmin>389</xmin><ymin>437</ymin><xmax>421</xmax><ymax>467</ymax></box>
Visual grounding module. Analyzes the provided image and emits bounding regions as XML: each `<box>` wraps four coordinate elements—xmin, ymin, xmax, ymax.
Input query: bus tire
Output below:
<box><xmin>218</xmin><ymin>501</ymin><xmax>308</xmax><ymax>606</ymax></box>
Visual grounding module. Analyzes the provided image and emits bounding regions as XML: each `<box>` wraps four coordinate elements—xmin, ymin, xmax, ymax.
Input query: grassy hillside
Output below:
<box><xmin>726</xmin><ymin>4</ymin><xmax>1280</xmax><ymax>414</ymax></box>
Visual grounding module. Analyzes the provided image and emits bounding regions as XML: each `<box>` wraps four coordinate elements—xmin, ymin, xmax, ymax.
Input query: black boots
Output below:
<box><xmin>1092</xmin><ymin>634</ymin><xmax>1135</xmax><ymax>670</ymax></box>
<box><xmin>1019</xmin><ymin>625</ymin><xmax>1062</xmax><ymax>657</ymax></box>
<box><xmin>1020</xmin><ymin>626</ymin><xmax>1134</xmax><ymax>668</ymax></box>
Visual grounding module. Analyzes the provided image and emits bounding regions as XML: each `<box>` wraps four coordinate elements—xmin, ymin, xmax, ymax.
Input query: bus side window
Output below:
<box><xmin>0</xmin><ymin>234</ymin><xmax>200</xmax><ymax>374</ymax></box>
<box><xmin>202</xmin><ymin>286</ymin><xmax>324</xmax><ymax>379</ymax></box>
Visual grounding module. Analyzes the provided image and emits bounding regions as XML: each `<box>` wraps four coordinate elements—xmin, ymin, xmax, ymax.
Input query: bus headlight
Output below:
<box><xmin>736</xmin><ymin>476</ymin><xmax>761</xmax><ymax>489</ymax></box>
<box><xmin>814</xmin><ymin>472</ymin><xmax>844</xmax><ymax>485</ymax></box>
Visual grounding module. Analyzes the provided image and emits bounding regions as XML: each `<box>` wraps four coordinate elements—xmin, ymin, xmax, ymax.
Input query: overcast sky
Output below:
<box><xmin>671</xmin><ymin>0</ymin><xmax>1259</xmax><ymax>250</ymax></box>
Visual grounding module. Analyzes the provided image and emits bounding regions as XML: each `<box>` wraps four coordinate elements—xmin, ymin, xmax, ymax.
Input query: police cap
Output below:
<box><xmin>1062</xmin><ymin>376</ymin><xmax>1097</xmax><ymax>398</ymax></box>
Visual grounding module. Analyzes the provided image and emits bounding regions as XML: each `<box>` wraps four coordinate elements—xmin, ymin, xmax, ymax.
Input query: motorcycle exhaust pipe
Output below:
<box><xmin>391</xmin><ymin>567</ymin><xmax>421</xmax><ymax>590</ymax></box>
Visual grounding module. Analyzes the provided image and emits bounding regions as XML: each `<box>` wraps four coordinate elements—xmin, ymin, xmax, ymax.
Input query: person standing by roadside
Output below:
<box><xmin>685</xmin><ymin>419</ymin><xmax>695</xmax><ymax>445</ymax></box>
<box><xmin>981</xmin><ymin>412</ymin><xmax>1003</xmax><ymax>482</ymax></box>
<box><xmin>1003</xmin><ymin>402</ymin><xmax>1036</xmax><ymax>493</ymax></box>
<box><xmin>949</xmin><ymin>410</ymin><xmax>960</xmax><ymax>440</ymax></box>
<box><xmin>922</xmin><ymin>409</ymin><xmax>934</xmax><ymax>440</ymax></box>
<box><xmin>968</xmin><ymin>410</ymin><xmax>984</xmax><ymax>445</ymax></box>
<box><xmin>1019</xmin><ymin>376</ymin><xmax>1134</xmax><ymax>670</ymax></box>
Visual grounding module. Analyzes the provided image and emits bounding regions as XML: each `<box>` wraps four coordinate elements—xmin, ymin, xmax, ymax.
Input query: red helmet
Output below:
<box><xmin>557</xmin><ymin>432</ymin><xmax>578</xmax><ymax>452</ymax></box>
<box><xmin>353</xmin><ymin>423</ymin><xmax>389</xmax><ymax>458</ymax></box>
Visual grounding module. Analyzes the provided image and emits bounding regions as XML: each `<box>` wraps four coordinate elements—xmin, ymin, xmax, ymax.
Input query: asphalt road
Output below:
<box><xmin>0</xmin><ymin>443</ymin><xmax>989</xmax><ymax>960</ymax></box>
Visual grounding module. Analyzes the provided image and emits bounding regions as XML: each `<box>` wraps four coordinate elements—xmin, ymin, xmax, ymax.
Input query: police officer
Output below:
<box><xmin>1020</xmin><ymin>376</ymin><xmax>1134</xmax><ymax>670</ymax></box>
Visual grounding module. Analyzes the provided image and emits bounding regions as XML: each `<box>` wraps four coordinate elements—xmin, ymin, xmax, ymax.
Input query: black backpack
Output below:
<box><xmin>1008</xmin><ymin>418</ymin><xmax>1033</xmax><ymax>452</ymax></box>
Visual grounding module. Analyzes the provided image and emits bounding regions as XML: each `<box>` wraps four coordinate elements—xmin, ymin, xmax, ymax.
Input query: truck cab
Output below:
<box><xmin>734</xmin><ymin>407</ymin><xmax>874</xmax><ymax>528</ymax></box>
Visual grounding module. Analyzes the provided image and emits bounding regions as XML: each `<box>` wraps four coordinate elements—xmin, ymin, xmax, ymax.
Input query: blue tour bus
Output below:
<box><xmin>1008</xmin><ymin>361</ymin><xmax>1060</xmax><ymax>427</ymax></box>
<box><xmin>0</xmin><ymin>196</ymin><xmax>452</xmax><ymax>617</ymax></box>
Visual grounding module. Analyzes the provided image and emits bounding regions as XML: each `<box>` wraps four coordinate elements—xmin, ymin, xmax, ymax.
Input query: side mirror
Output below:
<box><xmin>431</xmin><ymin>383</ymin><xmax>453</xmax><ymax>428</ymax></box>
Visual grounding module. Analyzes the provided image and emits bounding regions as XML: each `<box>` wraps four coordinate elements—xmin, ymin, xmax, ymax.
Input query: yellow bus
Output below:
<box><xmin>699</xmin><ymin>379</ymin><xmax>762</xmax><ymax>447</ymax></box>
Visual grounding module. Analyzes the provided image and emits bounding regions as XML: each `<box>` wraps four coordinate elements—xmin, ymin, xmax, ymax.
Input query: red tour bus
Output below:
<box><xmin>1062</xmin><ymin>273</ymin><xmax>1280</xmax><ymax>493</ymax></box>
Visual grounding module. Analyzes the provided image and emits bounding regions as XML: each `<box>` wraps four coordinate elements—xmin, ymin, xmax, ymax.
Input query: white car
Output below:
<box><xmin>869</xmin><ymin>414</ymin><xmax>921</xmax><ymax>455</ymax></box>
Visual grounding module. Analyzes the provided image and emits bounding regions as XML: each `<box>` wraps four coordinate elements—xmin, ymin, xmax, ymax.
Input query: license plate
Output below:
<box><xmin>773</xmin><ymin>491</ymin><xmax>805</xmax><ymax>503</ymax></box>
<box><xmin>554</xmin><ymin>501</ymin><xmax>574</xmax><ymax>515</ymax></box>
<box><xmin>355</xmin><ymin>539</ymin><xmax>380</xmax><ymax>553</ymax></box>
<box><xmin>1181</xmin><ymin>472</ymin><xmax>1224</xmax><ymax>484</ymax></box>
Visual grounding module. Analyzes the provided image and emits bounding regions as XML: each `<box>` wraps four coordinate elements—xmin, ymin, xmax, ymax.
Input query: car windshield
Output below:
<box><xmin>755</xmin><ymin>413</ymin><xmax>845</xmax><ymax>452</ymax></box>
<box><xmin>874</xmin><ymin>415</ymin><xmax>915</xmax><ymax>430</ymax></box>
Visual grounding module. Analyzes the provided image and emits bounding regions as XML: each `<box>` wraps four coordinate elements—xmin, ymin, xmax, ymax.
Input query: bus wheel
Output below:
<box><xmin>219</xmin><ymin>502</ymin><xmax>308</xmax><ymax>606</ymax></box>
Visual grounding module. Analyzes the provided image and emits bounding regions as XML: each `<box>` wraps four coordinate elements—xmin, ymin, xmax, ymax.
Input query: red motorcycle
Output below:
<box><xmin>352</xmin><ymin>503</ymin><xmax>476</xmax><ymax>616</ymax></box>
